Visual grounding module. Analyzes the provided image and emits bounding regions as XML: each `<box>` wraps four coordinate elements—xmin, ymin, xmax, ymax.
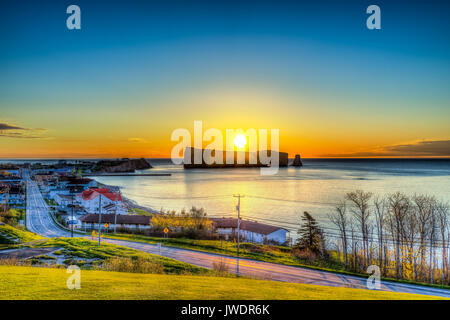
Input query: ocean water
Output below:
<box><xmin>94</xmin><ymin>159</ymin><xmax>450</xmax><ymax>236</ymax></box>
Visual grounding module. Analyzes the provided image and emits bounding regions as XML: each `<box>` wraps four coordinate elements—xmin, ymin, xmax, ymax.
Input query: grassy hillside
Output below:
<box><xmin>27</xmin><ymin>237</ymin><xmax>213</xmax><ymax>275</ymax></box>
<box><xmin>0</xmin><ymin>265</ymin><xmax>443</xmax><ymax>300</ymax></box>
<box><xmin>0</xmin><ymin>224</ymin><xmax>43</xmax><ymax>244</ymax></box>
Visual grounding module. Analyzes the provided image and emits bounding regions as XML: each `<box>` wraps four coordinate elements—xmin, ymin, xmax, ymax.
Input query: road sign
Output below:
<box><xmin>163</xmin><ymin>227</ymin><xmax>169</xmax><ymax>234</ymax></box>
<box><xmin>104</xmin><ymin>223</ymin><xmax>109</xmax><ymax>228</ymax></box>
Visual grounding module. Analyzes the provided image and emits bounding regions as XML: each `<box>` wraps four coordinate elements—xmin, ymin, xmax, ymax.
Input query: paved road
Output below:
<box><xmin>23</xmin><ymin>172</ymin><xmax>450</xmax><ymax>298</ymax></box>
<box><xmin>24</xmin><ymin>170</ymin><xmax>71</xmax><ymax>238</ymax></box>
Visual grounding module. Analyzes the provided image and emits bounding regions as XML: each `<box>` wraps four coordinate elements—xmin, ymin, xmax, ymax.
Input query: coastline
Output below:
<box><xmin>95</xmin><ymin>179</ymin><xmax>159</xmax><ymax>215</ymax></box>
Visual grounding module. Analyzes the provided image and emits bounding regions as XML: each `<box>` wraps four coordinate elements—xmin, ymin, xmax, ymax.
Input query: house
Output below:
<box><xmin>56</xmin><ymin>176</ymin><xmax>97</xmax><ymax>194</ymax></box>
<box><xmin>209</xmin><ymin>218</ymin><xmax>288</xmax><ymax>245</ymax></box>
<box><xmin>79</xmin><ymin>213</ymin><xmax>151</xmax><ymax>230</ymax></box>
<box><xmin>66</xmin><ymin>177</ymin><xmax>97</xmax><ymax>191</ymax></box>
<box><xmin>0</xmin><ymin>164</ymin><xmax>20</xmax><ymax>176</ymax></box>
<box><xmin>54</xmin><ymin>193</ymin><xmax>75</xmax><ymax>210</ymax></box>
<box><xmin>7</xmin><ymin>186</ymin><xmax>25</xmax><ymax>206</ymax></box>
<box><xmin>0</xmin><ymin>185</ymin><xmax>9</xmax><ymax>204</ymax></box>
<box><xmin>77</xmin><ymin>188</ymin><xmax>127</xmax><ymax>215</ymax></box>
<box><xmin>49</xmin><ymin>188</ymin><xmax>70</xmax><ymax>200</ymax></box>
<box><xmin>40</xmin><ymin>177</ymin><xmax>58</xmax><ymax>194</ymax></box>
<box><xmin>64</xmin><ymin>215</ymin><xmax>82</xmax><ymax>229</ymax></box>
<box><xmin>33</xmin><ymin>172</ymin><xmax>54</xmax><ymax>182</ymax></box>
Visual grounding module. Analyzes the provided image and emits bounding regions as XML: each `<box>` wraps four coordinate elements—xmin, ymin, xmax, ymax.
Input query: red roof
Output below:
<box><xmin>79</xmin><ymin>188</ymin><xmax>122</xmax><ymax>202</ymax></box>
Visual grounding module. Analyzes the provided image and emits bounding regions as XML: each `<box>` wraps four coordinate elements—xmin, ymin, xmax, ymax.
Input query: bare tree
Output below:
<box><xmin>327</xmin><ymin>191</ymin><xmax>448</xmax><ymax>284</ymax></box>
<box><xmin>413</xmin><ymin>194</ymin><xmax>434</xmax><ymax>280</ymax></box>
<box><xmin>328</xmin><ymin>201</ymin><xmax>349</xmax><ymax>266</ymax></box>
<box><xmin>404</xmin><ymin>206</ymin><xmax>419</xmax><ymax>281</ymax></box>
<box><xmin>429</xmin><ymin>206</ymin><xmax>437</xmax><ymax>283</ymax></box>
<box><xmin>437</xmin><ymin>201</ymin><xmax>449</xmax><ymax>284</ymax></box>
<box><xmin>374</xmin><ymin>196</ymin><xmax>388</xmax><ymax>275</ymax></box>
<box><xmin>436</xmin><ymin>202</ymin><xmax>450</xmax><ymax>284</ymax></box>
<box><xmin>346</xmin><ymin>190</ymin><xmax>373</xmax><ymax>268</ymax></box>
<box><xmin>386</xmin><ymin>192</ymin><xmax>410</xmax><ymax>279</ymax></box>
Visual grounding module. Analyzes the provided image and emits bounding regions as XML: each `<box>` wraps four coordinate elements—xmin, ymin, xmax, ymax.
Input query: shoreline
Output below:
<box><xmin>95</xmin><ymin>179</ymin><xmax>159</xmax><ymax>215</ymax></box>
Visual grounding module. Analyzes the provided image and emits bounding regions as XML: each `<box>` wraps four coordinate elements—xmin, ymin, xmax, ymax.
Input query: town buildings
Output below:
<box><xmin>209</xmin><ymin>218</ymin><xmax>288</xmax><ymax>244</ymax></box>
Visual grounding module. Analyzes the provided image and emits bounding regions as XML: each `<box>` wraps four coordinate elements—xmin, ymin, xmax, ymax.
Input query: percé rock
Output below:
<box><xmin>183</xmin><ymin>147</ymin><xmax>289</xmax><ymax>168</ymax></box>
<box><xmin>93</xmin><ymin>158</ymin><xmax>153</xmax><ymax>173</ymax></box>
<box><xmin>292</xmin><ymin>154</ymin><xmax>303</xmax><ymax>167</ymax></box>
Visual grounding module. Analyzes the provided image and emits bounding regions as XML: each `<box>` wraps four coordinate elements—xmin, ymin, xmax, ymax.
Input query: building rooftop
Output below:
<box><xmin>79</xmin><ymin>213</ymin><xmax>150</xmax><ymax>225</ymax></box>
<box><xmin>209</xmin><ymin>218</ymin><xmax>287</xmax><ymax>235</ymax></box>
<box><xmin>79</xmin><ymin>188</ymin><xmax>122</xmax><ymax>202</ymax></box>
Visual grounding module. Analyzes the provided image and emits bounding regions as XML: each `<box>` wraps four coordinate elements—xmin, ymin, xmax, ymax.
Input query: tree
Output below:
<box><xmin>437</xmin><ymin>201</ymin><xmax>449</xmax><ymax>284</ymax></box>
<box><xmin>413</xmin><ymin>194</ymin><xmax>434</xmax><ymax>280</ymax></box>
<box><xmin>374</xmin><ymin>196</ymin><xmax>387</xmax><ymax>275</ymax></box>
<box><xmin>328</xmin><ymin>201</ymin><xmax>349</xmax><ymax>266</ymax></box>
<box><xmin>296</xmin><ymin>211</ymin><xmax>325</xmax><ymax>256</ymax></box>
<box><xmin>386</xmin><ymin>192</ymin><xmax>410</xmax><ymax>279</ymax></box>
<box><xmin>346</xmin><ymin>190</ymin><xmax>373</xmax><ymax>267</ymax></box>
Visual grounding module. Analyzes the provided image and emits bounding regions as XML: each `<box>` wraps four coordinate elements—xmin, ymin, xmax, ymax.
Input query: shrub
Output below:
<box><xmin>0</xmin><ymin>257</ymin><xmax>31</xmax><ymax>266</ymax></box>
<box><xmin>292</xmin><ymin>248</ymin><xmax>320</xmax><ymax>264</ymax></box>
<box><xmin>101</xmin><ymin>256</ymin><xmax>164</xmax><ymax>274</ymax></box>
<box><xmin>212</xmin><ymin>258</ymin><xmax>229</xmax><ymax>275</ymax></box>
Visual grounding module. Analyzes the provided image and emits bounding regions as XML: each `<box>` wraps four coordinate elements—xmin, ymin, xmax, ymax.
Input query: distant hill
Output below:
<box><xmin>92</xmin><ymin>158</ymin><xmax>152</xmax><ymax>173</ymax></box>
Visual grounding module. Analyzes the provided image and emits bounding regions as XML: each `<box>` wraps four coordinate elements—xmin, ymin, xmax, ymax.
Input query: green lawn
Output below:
<box><xmin>128</xmin><ymin>208</ymin><xmax>153</xmax><ymax>216</ymax></box>
<box><xmin>0</xmin><ymin>265</ymin><xmax>443</xmax><ymax>300</ymax></box>
<box><xmin>28</xmin><ymin>237</ymin><xmax>213</xmax><ymax>275</ymax></box>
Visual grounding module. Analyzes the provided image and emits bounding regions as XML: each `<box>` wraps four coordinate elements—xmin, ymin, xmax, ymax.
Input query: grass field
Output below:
<box><xmin>106</xmin><ymin>233</ymin><xmax>450</xmax><ymax>290</ymax></box>
<box><xmin>27</xmin><ymin>237</ymin><xmax>213</xmax><ymax>275</ymax></box>
<box><xmin>0</xmin><ymin>265</ymin><xmax>443</xmax><ymax>300</ymax></box>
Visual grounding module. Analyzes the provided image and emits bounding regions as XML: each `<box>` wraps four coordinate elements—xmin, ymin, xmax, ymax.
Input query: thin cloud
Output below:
<box><xmin>0</xmin><ymin>123</ymin><xmax>25</xmax><ymax>131</ymax></box>
<box><xmin>0</xmin><ymin>121</ymin><xmax>48</xmax><ymax>139</ymax></box>
<box><xmin>128</xmin><ymin>137</ymin><xmax>148</xmax><ymax>143</ymax></box>
<box><xmin>321</xmin><ymin>140</ymin><xmax>450</xmax><ymax>157</ymax></box>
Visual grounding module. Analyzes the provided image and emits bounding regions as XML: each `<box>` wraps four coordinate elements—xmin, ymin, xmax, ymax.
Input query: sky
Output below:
<box><xmin>0</xmin><ymin>0</ymin><xmax>449</xmax><ymax>158</ymax></box>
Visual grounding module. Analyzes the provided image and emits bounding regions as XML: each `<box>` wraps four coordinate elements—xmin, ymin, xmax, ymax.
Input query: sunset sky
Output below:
<box><xmin>1</xmin><ymin>0</ymin><xmax>449</xmax><ymax>158</ymax></box>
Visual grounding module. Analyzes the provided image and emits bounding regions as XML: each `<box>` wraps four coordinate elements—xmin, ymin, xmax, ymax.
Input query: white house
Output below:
<box><xmin>209</xmin><ymin>218</ymin><xmax>288</xmax><ymax>245</ymax></box>
<box><xmin>54</xmin><ymin>193</ymin><xmax>74</xmax><ymax>209</ymax></box>
<box><xmin>79</xmin><ymin>213</ymin><xmax>151</xmax><ymax>231</ymax></box>
<box><xmin>77</xmin><ymin>188</ymin><xmax>127</xmax><ymax>215</ymax></box>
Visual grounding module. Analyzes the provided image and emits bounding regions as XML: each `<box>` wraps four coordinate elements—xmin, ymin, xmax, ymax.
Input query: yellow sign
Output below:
<box><xmin>104</xmin><ymin>223</ymin><xmax>109</xmax><ymax>228</ymax></box>
<box><xmin>163</xmin><ymin>227</ymin><xmax>169</xmax><ymax>234</ymax></box>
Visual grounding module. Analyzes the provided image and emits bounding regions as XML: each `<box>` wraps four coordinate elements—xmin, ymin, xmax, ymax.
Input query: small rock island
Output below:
<box><xmin>291</xmin><ymin>154</ymin><xmax>303</xmax><ymax>167</ymax></box>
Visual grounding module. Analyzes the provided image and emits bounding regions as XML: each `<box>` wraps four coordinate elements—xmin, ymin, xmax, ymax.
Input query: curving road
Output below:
<box><xmin>24</xmin><ymin>171</ymin><xmax>450</xmax><ymax>298</ymax></box>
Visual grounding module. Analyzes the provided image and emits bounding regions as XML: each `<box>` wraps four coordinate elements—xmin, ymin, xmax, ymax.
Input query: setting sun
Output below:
<box><xmin>233</xmin><ymin>134</ymin><xmax>247</xmax><ymax>149</ymax></box>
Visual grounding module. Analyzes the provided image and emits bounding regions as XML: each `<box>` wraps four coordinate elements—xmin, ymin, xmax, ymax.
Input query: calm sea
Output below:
<box><xmin>92</xmin><ymin>159</ymin><xmax>450</xmax><ymax>236</ymax></box>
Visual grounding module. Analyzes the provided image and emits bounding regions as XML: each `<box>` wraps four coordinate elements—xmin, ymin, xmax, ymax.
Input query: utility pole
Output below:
<box><xmin>114</xmin><ymin>192</ymin><xmax>119</xmax><ymax>234</ymax></box>
<box><xmin>71</xmin><ymin>194</ymin><xmax>74</xmax><ymax>238</ymax></box>
<box><xmin>233</xmin><ymin>194</ymin><xmax>244</xmax><ymax>276</ymax></box>
<box><xmin>98</xmin><ymin>194</ymin><xmax>102</xmax><ymax>246</ymax></box>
